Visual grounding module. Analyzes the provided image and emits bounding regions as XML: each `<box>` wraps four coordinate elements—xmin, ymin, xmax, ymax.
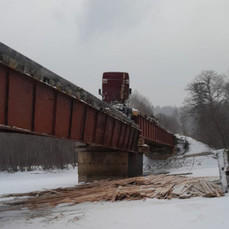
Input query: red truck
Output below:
<box><xmin>100</xmin><ymin>72</ymin><xmax>131</xmax><ymax>104</ymax></box>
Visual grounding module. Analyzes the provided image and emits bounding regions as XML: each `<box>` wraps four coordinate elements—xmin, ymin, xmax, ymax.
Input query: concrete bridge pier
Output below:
<box><xmin>77</xmin><ymin>146</ymin><xmax>143</xmax><ymax>182</ymax></box>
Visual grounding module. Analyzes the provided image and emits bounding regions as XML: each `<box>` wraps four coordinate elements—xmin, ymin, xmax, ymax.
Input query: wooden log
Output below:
<box><xmin>2</xmin><ymin>174</ymin><xmax>224</xmax><ymax>210</ymax></box>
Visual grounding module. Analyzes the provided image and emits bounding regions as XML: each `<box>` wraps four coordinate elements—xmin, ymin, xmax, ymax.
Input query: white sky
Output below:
<box><xmin>0</xmin><ymin>0</ymin><xmax>229</xmax><ymax>106</ymax></box>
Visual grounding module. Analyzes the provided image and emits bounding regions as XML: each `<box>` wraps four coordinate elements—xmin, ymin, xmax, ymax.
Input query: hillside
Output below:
<box><xmin>143</xmin><ymin>135</ymin><xmax>221</xmax><ymax>177</ymax></box>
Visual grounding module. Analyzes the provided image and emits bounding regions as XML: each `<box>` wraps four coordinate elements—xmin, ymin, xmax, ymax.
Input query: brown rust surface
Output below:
<box><xmin>0</xmin><ymin>42</ymin><xmax>139</xmax><ymax>152</ymax></box>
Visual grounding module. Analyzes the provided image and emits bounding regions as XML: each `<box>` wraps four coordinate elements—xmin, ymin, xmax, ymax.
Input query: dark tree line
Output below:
<box><xmin>0</xmin><ymin>133</ymin><xmax>78</xmax><ymax>172</ymax></box>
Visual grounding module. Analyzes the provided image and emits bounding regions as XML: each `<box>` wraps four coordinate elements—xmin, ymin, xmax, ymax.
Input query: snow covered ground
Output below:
<box><xmin>0</xmin><ymin>136</ymin><xmax>228</xmax><ymax>229</ymax></box>
<box><xmin>1</xmin><ymin>195</ymin><xmax>229</xmax><ymax>229</ymax></box>
<box><xmin>143</xmin><ymin>135</ymin><xmax>221</xmax><ymax>178</ymax></box>
<box><xmin>0</xmin><ymin>166</ymin><xmax>78</xmax><ymax>196</ymax></box>
<box><xmin>176</xmin><ymin>134</ymin><xmax>214</xmax><ymax>155</ymax></box>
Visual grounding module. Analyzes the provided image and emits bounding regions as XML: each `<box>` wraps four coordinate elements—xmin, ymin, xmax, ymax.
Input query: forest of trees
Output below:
<box><xmin>129</xmin><ymin>70</ymin><xmax>229</xmax><ymax>149</ymax></box>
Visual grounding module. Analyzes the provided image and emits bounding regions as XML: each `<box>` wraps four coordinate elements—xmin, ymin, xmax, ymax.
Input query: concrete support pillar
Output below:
<box><xmin>78</xmin><ymin>147</ymin><xmax>143</xmax><ymax>182</ymax></box>
<box><xmin>128</xmin><ymin>152</ymin><xmax>143</xmax><ymax>177</ymax></box>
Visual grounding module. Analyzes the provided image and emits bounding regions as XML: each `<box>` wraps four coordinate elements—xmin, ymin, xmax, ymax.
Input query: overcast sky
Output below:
<box><xmin>0</xmin><ymin>0</ymin><xmax>229</xmax><ymax>106</ymax></box>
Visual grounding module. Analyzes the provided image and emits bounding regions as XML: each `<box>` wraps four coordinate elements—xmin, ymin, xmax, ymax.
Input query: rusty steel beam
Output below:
<box><xmin>0</xmin><ymin>42</ymin><xmax>136</xmax><ymax>124</ymax></box>
<box><xmin>133</xmin><ymin>114</ymin><xmax>175</xmax><ymax>148</ymax></box>
<box><xmin>0</xmin><ymin>42</ymin><xmax>140</xmax><ymax>153</ymax></box>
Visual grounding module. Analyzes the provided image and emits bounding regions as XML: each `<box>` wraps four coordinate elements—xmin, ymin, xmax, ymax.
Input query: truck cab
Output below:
<box><xmin>99</xmin><ymin>72</ymin><xmax>132</xmax><ymax>117</ymax></box>
<box><xmin>100</xmin><ymin>72</ymin><xmax>131</xmax><ymax>104</ymax></box>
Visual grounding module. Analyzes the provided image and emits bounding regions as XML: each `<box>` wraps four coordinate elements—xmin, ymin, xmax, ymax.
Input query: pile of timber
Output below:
<box><xmin>3</xmin><ymin>174</ymin><xmax>223</xmax><ymax>209</ymax></box>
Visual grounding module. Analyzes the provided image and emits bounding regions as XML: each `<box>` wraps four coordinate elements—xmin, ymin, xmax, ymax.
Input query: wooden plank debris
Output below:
<box><xmin>1</xmin><ymin>174</ymin><xmax>223</xmax><ymax>210</ymax></box>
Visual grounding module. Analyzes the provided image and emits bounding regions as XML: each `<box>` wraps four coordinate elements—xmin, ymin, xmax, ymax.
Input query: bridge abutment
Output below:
<box><xmin>78</xmin><ymin>147</ymin><xmax>143</xmax><ymax>182</ymax></box>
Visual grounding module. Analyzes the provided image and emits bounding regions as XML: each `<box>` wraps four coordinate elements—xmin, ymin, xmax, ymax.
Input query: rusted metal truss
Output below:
<box><xmin>0</xmin><ymin>42</ymin><xmax>176</xmax><ymax>154</ymax></box>
<box><xmin>133</xmin><ymin>112</ymin><xmax>175</xmax><ymax>149</ymax></box>
<box><xmin>0</xmin><ymin>42</ymin><xmax>139</xmax><ymax>152</ymax></box>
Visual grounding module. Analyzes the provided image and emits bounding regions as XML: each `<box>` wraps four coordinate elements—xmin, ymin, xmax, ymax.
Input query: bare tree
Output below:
<box><xmin>129</xmin><ymin>90</ymin><xmax>182</xmax><ymax>133</ymax></box>
<box><xmin>184</xmin><ymin>70</ymin><xmax>228</xmax><ymax>148</ymax></box>
<box><xmin>129</xmin><ymin>90</ymin><xmax>154</xmax><ymax>116</ymax></box>
<box><xmin>156</xmin><ymin>109</ymin><xmax>182</xmax><ymax>133</ymax></box>
<box><xmin>225</xmin><ymin>82</ymin><xmax>229</xmax><ymax>100</ymax></box>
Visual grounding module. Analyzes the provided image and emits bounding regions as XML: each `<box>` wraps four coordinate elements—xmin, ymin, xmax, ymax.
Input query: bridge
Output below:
<box><xmin>0</xmin><ymin>42</ymin><xmax>175</xmax><ymax>182</ymax></box>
